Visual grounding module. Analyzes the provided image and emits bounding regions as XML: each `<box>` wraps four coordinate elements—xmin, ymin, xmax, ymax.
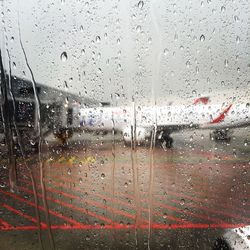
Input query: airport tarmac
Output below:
<box><xmin>0</xmin><ymin>128</ymin><xmax>249</xmax><ymax>249</ymax></box>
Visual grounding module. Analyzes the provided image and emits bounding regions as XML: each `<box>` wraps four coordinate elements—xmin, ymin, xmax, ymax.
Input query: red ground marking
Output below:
<box><xmin>17</xmin><ymin>181</ymin><xmax>120</xmax><ymax>226</ymax></box>
<box><xmin>0</xmin><ymin>223</ymin><xmax>247</xmax><ymax>231</ymax></box>
<box><xmin>156</xmin><ymin>182</ymin><xmax>250</xmax><ymax>221</ymax></box>
<box><xmin>0</xmin><ymin>187</ymin><xmax>83</xmax><ymax>227</ymax></box>
<box><xmin>54</xmin><ymin>174</ymin><xmax>219</xmax><ymax>224</ymax></box>
<box><xmin>25</xmin><ymin>176</ymin><xmax>186</xmax><ymax>225</ymax></box>
<box><xmin>20</xmin><ymin>177</ymin><xmax>140</xmax><ymax>223</ymax></box>
<box><xmin>0</xmin><ymin>218</ymin><xmax>12</xmax><ymax>228</ymax></box>
<box><xmin>171</xmin><ymin>198</ymin><xmax>250</xmax><ymax>223</ymax></box>
<box><xmin>180</xmin><ymin>148</ymin><xmax>235</xmax><ymax>161</ymax></box>
<box><xmin>145</xmin><ymin>168</ymin><xmax>250</xmax><ymax>213</ymax></box>
<box><xmin>153</xmin><ymin>200</ymin><xmax>224</xmax><ymax>224</ymax></box>
<box><xmin>2</xmin><ymin>203</ymin><xmax>47</xmax><ymax>227</ymax></box>
<box><xmin>130</xmin><ymin>175</ymin><xmax>249</xmax><ymax>222</ymax></box>
<box><xmin>70</xmin><ymin>169</ymin><xmax>248</xmax><ymax>223</ymax></box>
<box><xmin>45</xmin><ymin>175</ymin><xmax>187</xmax><ymax>224</ymax></box>
<box><xmin>175</xmin><ymin>178</ymin><xmax>250</xmax><ymax>213</ymax></box>
<box><xmin>39</xmin><ymin>173</ymin><xmax>224</xmax><ymax>224</ymax></box>
<box><xmin>55</xmin><ymin>173</ymin><xmax>231</xmax><ymax>223</ymax></box>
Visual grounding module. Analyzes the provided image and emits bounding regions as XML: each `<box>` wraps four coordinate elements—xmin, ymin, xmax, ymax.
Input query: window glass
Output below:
<box><xmin>0</xmin><ymin>0</ymin><xmax>249</xmax><ymax>249</ymax></box>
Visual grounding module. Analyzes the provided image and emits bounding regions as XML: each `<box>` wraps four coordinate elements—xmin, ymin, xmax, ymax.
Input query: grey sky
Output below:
<box><xmin>1</xmin><ymin>0</ymin><xmax>250</xmax><ymax>105</ymax></box>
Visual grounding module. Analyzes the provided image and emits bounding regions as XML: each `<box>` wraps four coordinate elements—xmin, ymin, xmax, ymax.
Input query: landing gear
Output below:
<box><xmin>210</xmin><ymin>129</ymin><xmax>231</xmax><ymax>142</ymax></box>
<box><xmin>54</xmin><ymin>128</ymin><xmax>73</xmax><ymax>145</ymax></box>
<box><xmin>159</xmin><ymin>131</ymin><xmax>173</xmax><ymax>150</ymax></box>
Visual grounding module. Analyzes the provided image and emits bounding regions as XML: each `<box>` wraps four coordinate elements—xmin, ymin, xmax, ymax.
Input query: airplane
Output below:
<box><xmin>1</xmin><ymin>72</ymin><xmax>249</xmax><ymax>150</ymax></box>
<box><xmin>76</xmin><ymin>92</ymin><xmax>250</xmax><ymax>148</ymax></box>
<box><xmin>1</xmin><ymin>48</ymin><xmax>249</xmax><ymax>150</ymax></box>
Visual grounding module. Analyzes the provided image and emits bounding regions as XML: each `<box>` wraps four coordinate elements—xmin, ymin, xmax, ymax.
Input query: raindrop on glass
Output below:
<box><xmin>136</xmin><ymin>25</ymin><xmax>141</xmax><ymax>33</ymax></box>
<box><xmin>137</xmin><ymin>1</ymin><xmax>144</xmax><ymax>9</ymax></box>
<box><xmin>234</xmin><ymin>15</ymin><xmax>239</xmax><ymax>22</ymax></box>
<box><xmin>0</xmin><ymin>183</ymin><xmax>6</xmax><ymax>188</ymax></box>
<box><xmin>224</xmin><ymin>59</ymin><xmax>228</xmax><ymax>67</ymax></box>
<box><xmin>96</xmin><ymin>36</ymin><xmax>101</xmax><ymax>43</ymax></box>
<box><xmin>163</xmin><ymin>48</ymin><xmax>169</xmax><ymax>56</ymax></box>
<box><xmin>60</xmin><ymin>52</ymin><xmax>68</xmax><ymax>62</ymax></box>
<box><xmin>221</xmin><ymin>6</ymin><xmax>225</xmax><ymax>12</ymax></box>
<box><xmin>200</xmin><ymin>34</ymin><xmax>205</xmax><ymax>42</ymax></box>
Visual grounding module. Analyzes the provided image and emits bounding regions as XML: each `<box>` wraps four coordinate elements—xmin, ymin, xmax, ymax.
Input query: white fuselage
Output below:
<box><xmin>76</xmin><ymin>99</ymin><xmax>250</xmax><ymax>142</ymax></box>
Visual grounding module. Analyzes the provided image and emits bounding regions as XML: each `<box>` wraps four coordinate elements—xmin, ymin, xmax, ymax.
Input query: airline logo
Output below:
<box><xmin>193</xmin><ymin>97</ymin><xmax>209</xmax><ymax>105</ymax></box>
<box><xmin>210</xmin><ymin>104</ymin><xmax>233</xmax><ymax>124</ymax></box>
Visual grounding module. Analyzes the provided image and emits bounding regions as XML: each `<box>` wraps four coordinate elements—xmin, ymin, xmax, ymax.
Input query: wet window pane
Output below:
<box><xmin>0</xmin><ymin>0</ymin><xmax>250</xmax><ymax>249</ymax></box>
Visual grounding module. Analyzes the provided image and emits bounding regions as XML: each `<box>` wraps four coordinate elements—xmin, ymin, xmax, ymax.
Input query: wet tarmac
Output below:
<box><xmin>0</xmin><ymin>128</ymin><xmax>249</xmax><ymax>249</ymax></box>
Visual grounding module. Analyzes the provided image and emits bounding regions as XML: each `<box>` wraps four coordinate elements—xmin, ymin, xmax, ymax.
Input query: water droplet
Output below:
<box><xmin>137</xmin><ymin>1</ymin><xmax>144</xmax><ymax>9</ymax></box>
<box><xmin>186</xmin><ymin>60</ymin><xmax>191</xmax><ymax>68</ymax></box>
<box><xmin>236</xmin><ymin>36</ymin><xmax>240</xmax><ymax>44</ymax></box>
<box><xmin>234</xmin><ymin>15</ymin><xmax>239</xmax><ymax>22</ymax></box>
<box><xmin>200</xmin><ymin>34</ymin><xmax>205</xmax><ymax>42</ymax></box>
<box><xmin>96</xmin><ymin>36</ymin><xmax>101</xmax><ymax>43</ymax></box>
<box><xmin>60</xmin><ymin>52</ymin><xmax>68</xmax><ymax>62</ymax></box>
<box><xmin>180</xmin><ymin>199</ymin><xmax>185</xmax><ymax>205</ymax></box>
<box><xmin>30</xmin><ymin>140</ymin><xmax>36</xmax><ymax>146</ymax></box>
<box><xmin>67</xmin><ymin>168</ymin><xmax>71</xmax><ymax>175</ymax></box>
<box><xmin>224</xmin><ymin>59</ymin><xmax>228</xmax><ymax>67</ymax></box>
<box><xmin>117</xmin><ymin>64</ymin><xmax>121</xmax><ymax>70</ymax></box>
<box><xmin>0</xmin><ymin>183</ymin><xmax>6</xmax><ymax>188</ymax></box>
<box><xmin>136</xmin><ymin>25</ymin><xmax>141</xmax><ymax>33</ymax></box>
<box><xmin>80</xmin><ymin>25</ymin><xmax>84</xmax><ymax>32</ymax></box>
<box><xmin>221</xmin><ymin>6</ymin><xmax>226</xmax><ymax>12</ymax></box>
<box><xmin>81</xmin><ymin>49</ymin><xmax>85</xmax><ymax>55</ymax></box>
<box><xmin>101</xmin><ymin>173</ymin><xmax>105</xmax><ymax>179</ymax></box>
<box><xmin>163</xmin><ymin>48</ymin><xmax>169</xmax><ymax>56</ymax></box>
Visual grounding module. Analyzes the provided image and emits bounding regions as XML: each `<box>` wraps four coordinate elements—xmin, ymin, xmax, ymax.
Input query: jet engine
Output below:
<box><xmin>122</xmin><ymin>126</ymin><xmax>150</xmax><ymax>145</ymax></box>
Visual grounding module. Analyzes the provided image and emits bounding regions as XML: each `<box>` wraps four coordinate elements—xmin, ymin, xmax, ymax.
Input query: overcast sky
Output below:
<box><xmin>1</xmin><ymin>0</ymin><xmax>250</xmax><ymax>105</ymax></box>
